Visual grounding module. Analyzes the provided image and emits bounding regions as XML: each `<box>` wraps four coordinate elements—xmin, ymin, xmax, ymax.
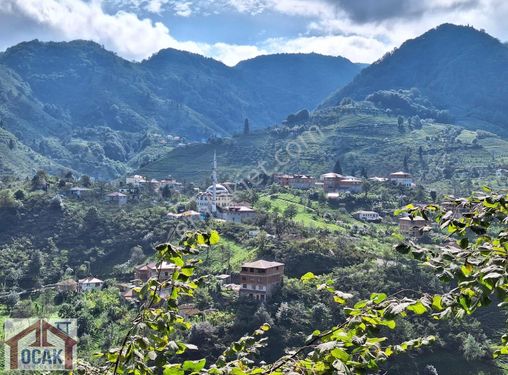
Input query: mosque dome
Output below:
<box><xmin>206</xmin><ymin>184</ymin><xmax>230</xmax><ymax>194</ymax></box>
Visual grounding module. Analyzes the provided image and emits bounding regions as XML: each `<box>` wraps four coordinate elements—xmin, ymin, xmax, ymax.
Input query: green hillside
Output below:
<box><xmin>0</xmin><ymin>128</ymin><xmax>67</xmax><ymax>176</ymax></box>
<box><xmin>138</xmin><ymin>104</ymin><xmax>508</xmax><ymax>193</ymax></box>
<box><xmin>321</xmin><ymin>24</ymin><xmax>508</xmax><ymax>136</ymax></box>
<box><xmin>0</xmin><ymin>41</ymin><xmax>362</xmax><ymax>178</ymax></box>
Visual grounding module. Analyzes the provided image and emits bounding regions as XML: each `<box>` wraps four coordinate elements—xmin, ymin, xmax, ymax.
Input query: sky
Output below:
<box><xmin>0</xmin><ymin>0</ymin><xmax>507</xmax><ymax>66</ymax></box>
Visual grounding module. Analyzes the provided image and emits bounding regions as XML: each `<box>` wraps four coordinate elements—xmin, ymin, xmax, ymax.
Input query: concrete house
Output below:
<box><xmin>106</xmin><ymin>192</ymin><xmax>128</xmax><ymax>205</ymax></box>
<box><xmin>353</xmin><ymin>210</ymin><xmax>381</xmax><ymax>222</ymax></box>
<box><xmin>321</xmin><ymin>173</ymin><xmax>363</xmax><ymax>193</ymax></box>
<box><xmin>239</xmin><ymin>260</ymin><xmax>284</xmax><ymax>301</ymax></box>
<box><xmin>399</xmin><ymin>216</ymin><xmax>429</xmax><ymax>237</ymax></box>
<box><xmin>219</xmin><ymin>205</ymin><xmax>256</xmax><ymax>223</ymax></box>
<box><xmin>134</xmin><ymin>261</ymin><xmax>176</xmax><ymax>282</ymax></box>
<box><xmin>125</xmin><ymin>175</ymin><xmax>147</xmax><ymax>187</ymax></box>
<box><xmin>389</xmin><ymin>172</ymin><xmax>414</xmax><ymax>188</ymax></box>
<box><xmin>288</xmin><ymin>175</ymin><xmax>315</xmax><ymax>189</ymax></box>
<box><xmin>78</xmin><ymin>277</ymin><xmax>104</xmax><ymax>292</ymax></box>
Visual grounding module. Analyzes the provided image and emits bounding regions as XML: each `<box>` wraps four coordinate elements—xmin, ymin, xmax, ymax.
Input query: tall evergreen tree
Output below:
<box><xmin>332</xmin><ymin>159</ymin><xmax>343</xmax><ymax>174</ymax></box>
<box><xmin>243</xmin><ymin>118</ymin><xmax>250</xmax><ymax>135</ymax></box>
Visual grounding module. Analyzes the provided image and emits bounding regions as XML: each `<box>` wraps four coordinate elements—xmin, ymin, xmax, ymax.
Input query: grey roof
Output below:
<box><xmin>242</xmin><ymin>260</ymin><xmax>284</xmax><ymax>269</ymax></box>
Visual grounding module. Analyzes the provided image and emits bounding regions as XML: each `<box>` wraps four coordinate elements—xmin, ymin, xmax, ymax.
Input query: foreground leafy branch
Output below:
<box><xmin>394</xmin><ymin>188</ymin><xmax>508</xmax><ymax>356</ymax></box>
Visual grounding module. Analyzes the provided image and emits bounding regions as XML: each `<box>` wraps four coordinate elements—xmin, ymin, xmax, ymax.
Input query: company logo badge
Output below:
<box><xmin>4</xmin><ymin>318</ymin><xmax>77</xmax><ymax>371</ymax></box>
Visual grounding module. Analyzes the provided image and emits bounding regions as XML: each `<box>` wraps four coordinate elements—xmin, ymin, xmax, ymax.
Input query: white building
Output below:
<box><xmin>125</xmin><ymin>175</ymin><xmax>147</xmax><ymax>187</ymax></box>
<box><xmin>219</xmin><ymin>205</ymin><xmax>256</xmax><ymax>223</ymax></box>
<box><xmin>287</xmin><ymin>175</ymin><xmax>315</xmax><ymax>190</ymax></box>
<box><xmin>353</xmin><ymin>210</ymin><xmax>381</xmax><ymax>222</ymax></box>
<box><xmin>78</xmin><ymin>277</ymin><xmax>104</xmax><ymax>292</ymax></box>
<box><xmin>196</xmin><ymin>152</ymin><xmax>233</xmax><ymax>215</ymax></box>
<box><xmin>389</xmin><ymin>172</ymin><xmax>413</xmax><ymax>187</ymax></box>
<box><xmin>196</xmin><ymin>184</ymin><xmax>233</xmax><ymax>214</ymax></box>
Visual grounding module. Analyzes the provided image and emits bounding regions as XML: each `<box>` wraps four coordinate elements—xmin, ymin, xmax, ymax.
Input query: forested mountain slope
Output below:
<box><xmin>0</xmin><ymin>41</ymin><xmax>362</xmax><ymax>178</ymax></box>
<box><xmin>321</xmin><ymin>24</ymin><xmax>508</xmax><ymax>136</ymax></box>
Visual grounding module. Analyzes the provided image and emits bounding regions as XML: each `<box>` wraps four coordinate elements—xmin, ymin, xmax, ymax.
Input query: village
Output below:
<box><xmin>43</xmin><ymin>151</ymin><xmax>438</xmax><ymax>313</ymax></box>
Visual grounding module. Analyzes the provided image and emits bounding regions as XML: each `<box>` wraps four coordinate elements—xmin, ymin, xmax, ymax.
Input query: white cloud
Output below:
<box><xmin>173</xmin><ymin>1</ymin><xmax>192</xmax><ymax>16</ymax></box>
<box><xmin>261</xmin><ymin>34</ymin><xmax>388</xmax><ymax>63</ymax></box>
<box><xmin>0</xmin><ymin>0</ymin><xmax>206</xmax><ymax>60</ymax></box>
<box><xmin>144</xmin><ymin>0</ymin><xmax>169</xmax><ymax>13</ymax></box>
<box><xmin>1</xmin><ymin>0</ymin><xmax>507</xmax><ymax>67</ymax></box>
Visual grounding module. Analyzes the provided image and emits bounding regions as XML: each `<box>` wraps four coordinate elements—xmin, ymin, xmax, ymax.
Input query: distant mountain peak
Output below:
<box><xmin>320</xmin><ymin>23</ymin><xmax>508</xmax><ymax>136</ymax></box>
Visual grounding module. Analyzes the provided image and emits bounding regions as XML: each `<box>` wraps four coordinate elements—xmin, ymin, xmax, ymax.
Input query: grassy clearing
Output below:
<box><xmin>199</xmin><ymin>237</ymin><xmax>255</xmax><ymax>274</ymax></box>
<box><xmin>257</xmin><ymin>193</ymin><xmax>347</xmax><ymax>232</ymax></box>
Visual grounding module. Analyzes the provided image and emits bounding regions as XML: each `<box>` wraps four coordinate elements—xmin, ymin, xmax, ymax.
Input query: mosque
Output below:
<box><xmin>196</xmin><ymin>152</ymin><xmax>233</xmax><ymax>214</ymax></box>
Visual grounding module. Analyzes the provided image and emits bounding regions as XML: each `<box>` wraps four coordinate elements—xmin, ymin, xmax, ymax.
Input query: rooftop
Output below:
<box><xmin>354</xmin><ymin>210</ymin><xmax>379</xmax><ymax>215</ymax></box>
<box><xmin>78</xmin><ymin>277</ymin><xmax>103</xmax><ymax>284</ymax></box>
<box><xmin>135</xmin><ymin>261</ymin><xmax>176</xmax><ymax>271</ymax></box>
<box><xmin>321</xmin><ymin>172</ymin><xmax>344</xmax><ymax>179</ymax></box>
<box><xmin>107</xmin><ymin>192</ymin><xmax>127</xmax><ymax>197</ymax></box>
<box><xmin>390</xmin><ymin>171</ymin><xmax>412</xmax><ymax>177</ymax></box>
<box><xmin>399</xmin><ymin>216</ymin><xmax>427</xmax><ymax>222</ymax></box>
<box><xmin>242</xmin><ymin>259</ymin><xmax>284</xmax><ymax>269</ymax></box>
<box><xmin>206</xmin><ymin>183</ymin><xmax>231</xmax><ymax>194</ymax></box>
<box><xmin>225</xmin><ymin>205</ymin><xmax>255</xmax><ymax>212</ymax></box>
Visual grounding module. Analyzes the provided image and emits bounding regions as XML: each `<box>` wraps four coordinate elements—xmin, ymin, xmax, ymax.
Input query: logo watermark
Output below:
<box><xmin>4</xmin><ymin>318</ymin><xmax>77</xmax><ymax>371</ymax></box>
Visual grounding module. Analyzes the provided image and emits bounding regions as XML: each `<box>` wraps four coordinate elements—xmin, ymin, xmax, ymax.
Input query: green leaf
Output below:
<box><xmin>370</xmin><ymin>292</ymin><xmax>387</xmax><ymax>304</ymax></box>
<box><xmin>407</xmin><ymin>301</ymin><xmax>427</xmax><ymax>315</ymax></box>
<box><xmin>163</xmin><ymin>366</ymin><xmax>184</xmax><ymax>375</ymax></box>
<box><xmin>382</xmin><ymin>320</ymin><xmax>396</xmax><ymax>329</ymax></box>
<box><xmin>331</xmin><ymin>348</ymin><xmax>350</xmax><ymax>361</ymax></box>
<box><xmin>182</xmin><ymin>359</ymin><xmax>206</xmax><ymax>372</ymax></box>
<box><xmin>180</xmin><ymin>266</ymin><xmax>194</xmax><ymax>277</ymax></box>
<box><xmin>461</xmin><ymin>263</ymin><xmax>473</xmax><ymax>277</ymax></box>
<box><xmin>334</xmin><ymin>291</ymin><xmax>353</xmax><ymax>304</ymax></box>
<box><xmin>458</xmin><ymin>237</ymin><xmax>469</xmax><ymax>249</ymax></box>
<box><xmin>209</xmin><ymin>230</ymin><xmax>220</xmax><ymax>245</ymax></box>
<box><xmin>300</xmin><ymin>272</ymin><xmax>316</xmax><ymax>282</ymax></box>
<box><xmin>431</xmin><ymin>295</ymin><xmax>443</xmax><ymax>311</ymax></box>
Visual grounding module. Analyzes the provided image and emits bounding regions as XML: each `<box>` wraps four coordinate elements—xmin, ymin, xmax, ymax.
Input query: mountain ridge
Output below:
<box><xmin>320</xmin><ymin>24</ymin><xmax>508</xmax><ymax>136</ymax></box>
<box><xmin>0</xmin><ymin>40</ymin><xmax>363</xmax><ymax>178</ymax></box>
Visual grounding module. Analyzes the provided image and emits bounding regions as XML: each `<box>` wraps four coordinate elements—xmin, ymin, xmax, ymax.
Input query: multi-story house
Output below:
<box><xmin>288</xmin><ymin>175</ymin><xmax>315</xmax><ymax>189</ymax></box>
<box><xmin>399</xmin><ymin>216</ymin><xmax>429</xmax><ymax>237</ymax></box>
<box><xmin>239</xmin><ymin>260</ymin><xmax>284</xmax><ymax>301</ymax></box>
<box><xmin>134</xmin><ymin>261</ymin><xmax>176</xmax><ymax>282</ymax></box>
<box><xmin>78</xmin><ymin>277</ymin><xmax>104</xmax><ymax>292</ymax></box>
<box><xmin>219</xmin><ymin>205</ymin><xmax>256</xmax><ymax>223</ymax></box>
<box><xmin>389</xmin><ymin>172</ymin><xmax>414</xmax><ymax>187</ymax></box>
